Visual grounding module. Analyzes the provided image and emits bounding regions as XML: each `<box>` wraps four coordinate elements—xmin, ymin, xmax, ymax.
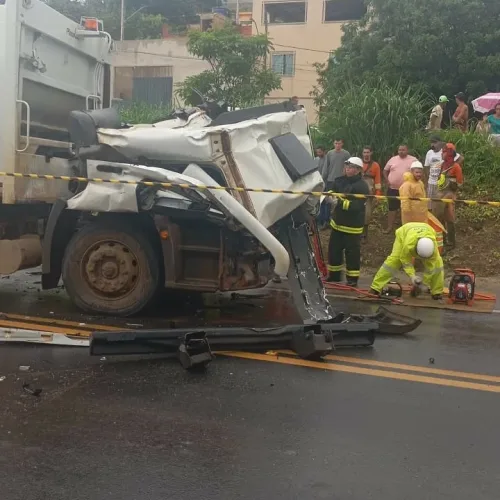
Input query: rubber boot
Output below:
<box><xmin>327</xmin><ymin>271</ymin><xmax>342</xmax><ymax>283</ymax></box>
<box><xmin>346</xmin><ymin>279</ymin><xmax>358</xmax><ymax>288</ymax></box>
<box><xmin>446</xmin><ymin>222</ymin><xmax>456</xmax><ymax>249</ymax></box>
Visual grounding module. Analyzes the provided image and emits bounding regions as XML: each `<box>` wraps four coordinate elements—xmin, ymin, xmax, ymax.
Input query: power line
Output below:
<box><xmin>274</xmin><ymin>43</ymin><xmax>332</xmax><ymax>54</ymax></box>
<box><xmin>115</xmin><ymin>49</ymin><xmax>321</xmax><ymax>73</ymax></box>
<box><xmin>115</xmin><ymin>49</ymin><xmax>202</xmax><ymax>61</ymax></box>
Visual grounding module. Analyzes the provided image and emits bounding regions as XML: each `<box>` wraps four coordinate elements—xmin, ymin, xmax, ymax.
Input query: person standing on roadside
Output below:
<box><xmin>427</xmin><ymin>95</ymin><xmax>449</xmax><ymax>130</ymax></box>
<box><xmin>487</xmin><ymin>103</ymin><xmax>500</xmax><ymax>146</ymax></box>
<box><xmin>424</xmin><ymin>136</ymin><xmax>463</xmax><ymax>209</ymax></box>
<box><xmin>399</xmin><ymin>161</ymin><xmax>427</xmax><ymax>224</ymax></box>
<box><xmin>452</xmin><ymin>92</ymin><xmax>469</xmax><ymax>133</ymax></box>
<box><xmin>326</xmin><ymin>157</ymin><xmax>369</xmax><ymax>286</ymax></box>
<box><xmin>361</xmin><ymin>146</ymin><xmax>382</xmax><ymax>239</ymax></box>
<box><xmin>315</xmin><ymin>145</ymin><xmax>328</xmax><ymax>176</ymax></box>
<box><xmin>433</xmin><ymin>143</ymin><xmax>464</xmax><ymax>249</ymax></box>
<box><xmin>324</xmin><ymin>139</ymin><xmax>351</xmax><ymax>190</ymax></box>
<box><xmin>383</xmin><ymin>144</ymin><xmax>416</xmax><ymax>233</ymax></box>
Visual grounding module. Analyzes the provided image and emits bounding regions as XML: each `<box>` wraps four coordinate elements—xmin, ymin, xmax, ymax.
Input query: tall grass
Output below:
<box><xmin>430</xmin><ymin>130</ymin><xmax>500</xmax><ymax>190</ymax></box>
<box><xmin>115</xmin><ymin>101</ymin><xmax>173</xmax><ymax>124</ymax></box>
<box><xmin>404</xmin><ymin>129</ymin><xmax>500</xmax><ymax>197</ymax></box>
<box><xmin>315</xmin><ymin>80</ymin><xmax>500</xmax><ymax>196</ymax></box>
<box><xmin>315</xmin><ymin>80</ymin><xmax>432</xmax><ymax>165</ymax></box>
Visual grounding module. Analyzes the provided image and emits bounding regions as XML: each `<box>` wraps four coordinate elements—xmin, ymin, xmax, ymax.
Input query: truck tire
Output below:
<box><xmin>62</xmin><ymin>220</ymin><xmax>161</xmax><ymax>316</ymax></box>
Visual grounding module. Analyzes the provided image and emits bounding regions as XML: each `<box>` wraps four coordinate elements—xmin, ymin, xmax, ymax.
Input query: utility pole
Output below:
<box><xmin>263</xmin><ymin>11</ymin><xmax>269</xmax><ymax>68</ymax></box>
<box><xmin>120</xmin><ymin>0</ymin><xmax>125</xmax><ymax>41</ymax></box>
<box><xmin>235</xmin><ymin>0</ymin><xmax>240</xmax><ymax>24</ymax></box>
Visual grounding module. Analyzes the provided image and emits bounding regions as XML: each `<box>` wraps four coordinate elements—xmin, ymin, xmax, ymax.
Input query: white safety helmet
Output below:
<box><xmin>345</xmin><ymin>156</ymin><xmax>364</xmax><ymax>169</ymax></box>
<box><xmin>416</xmin><ymin>237</ymin><xmax>435</xmax><ymax>259</ymax></box>
<box><xmin>410</xmin><ymin>160</ymin><xmax>424</xmax><ymax>170</ymax></box>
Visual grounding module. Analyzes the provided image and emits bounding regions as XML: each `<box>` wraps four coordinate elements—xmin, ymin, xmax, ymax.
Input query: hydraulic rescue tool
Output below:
<box><xmin>448</xmin><ymin>268</ymin><xmax>475</xmax><ymax>305</ymax></box>
<box><xmin>382</xmin><ymin>280</ymin><xmax>403</xmax><ymax>298</ymax></box>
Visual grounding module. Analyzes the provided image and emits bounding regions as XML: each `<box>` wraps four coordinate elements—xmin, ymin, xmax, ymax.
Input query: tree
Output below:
<box><xmin>45</xmin><ymin>0</ymin><xmax>164</xmax><ymax>40</ymax></box>
<box><xmin>126</xmin><ymin>0</ymin><xmax>220</xmax><ymax>25</ymax></box>
<box><xmin>44</xmin><ymin>0</ymin><xmax>221</xmax><ymax>40</ymax></box>
<box><xmin>176</xmin><ymin>24</ymin><xmax>282</xmax><ymax>108</ymax></box>
<box><xmin>314</xmin><ymin>0</ymin><xmax>500</xmax><ymax>107</ymax></box>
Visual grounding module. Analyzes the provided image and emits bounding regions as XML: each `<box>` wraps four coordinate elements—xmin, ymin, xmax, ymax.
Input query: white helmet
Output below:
<box><xmin>345</xmin><ymin>156</ymin><xmax>363</xmax><ymax>169</ymax></box>
<box><xmin>410</xmin><ymin>160</ymin><xmax>424</xmax><ymax>170</ymax></box>
<box><xmin>416</xmin><ymin>237</ymin><xmax>435</xmax><ymax>259</ymax></box>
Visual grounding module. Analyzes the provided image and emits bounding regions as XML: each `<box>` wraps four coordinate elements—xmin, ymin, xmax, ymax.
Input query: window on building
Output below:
<box><xmin>323</xmin><ymin>0</ymin><xmax>366</xmax><ymax>22</ymax></box>
<box><xmin>271</xmin><ymin>53</ymin><xmax>295</xmax><ymax>76</ymax></box>
<box><xmin>263</xmin><ymin>2</ymin><xmax>307</xmax><ymax>24</ymax></box>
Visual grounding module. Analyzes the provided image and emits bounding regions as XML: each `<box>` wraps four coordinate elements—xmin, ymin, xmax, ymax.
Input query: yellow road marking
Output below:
<box><xmin>1</xmin><ymin>313</ymin><xmax>124</xmax><ymax>331</ymax></box>
<box><xmin>325</xmin><ymin>354</ymin><xmax>500</xmax><ymax>383</ymax></box>
<box><xmin>273</xmin><ymin>350</ymin><xmax>500</xmax><ymax>384</ymax></box>
<box><xmin>3</xmin><ymin>315</ymin><xmax>500</xmax><ymax>393</ymax></box>
<box><xmin>0</xmin><ymin>318</ymin><xmax>89</xmax><ymax>336</ymax></box>
<box><xmin>220</xmin><ymin>352</ymin><xmax>500</xmax><ymax>393</ymax></box>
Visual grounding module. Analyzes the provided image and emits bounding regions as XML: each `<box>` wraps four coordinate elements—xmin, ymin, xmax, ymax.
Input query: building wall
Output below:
<box><xmin>112</xmin><ymin>38</ymin><xmax>210</xmax><ymax>105</ymax></box>
<box><xmin>252</xmin><ymin>0</ymin><xmax>362</xmax><ymax>122</ymax></box>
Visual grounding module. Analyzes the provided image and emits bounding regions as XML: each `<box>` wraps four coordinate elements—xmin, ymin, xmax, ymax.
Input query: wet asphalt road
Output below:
<box><xmin>1</xmin><ymin>272</ymin><xmax>500</xmax><ymax>499</ymax></box>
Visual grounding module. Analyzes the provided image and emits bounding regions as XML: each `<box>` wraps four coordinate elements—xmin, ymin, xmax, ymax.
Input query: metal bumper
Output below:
<box><xmin>90</xmin><ymin>320</ymin><xmax>377</xmax><ymax>370</ymax></box>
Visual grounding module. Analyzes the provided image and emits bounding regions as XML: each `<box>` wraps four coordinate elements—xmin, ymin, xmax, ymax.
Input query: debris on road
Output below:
<box><xmin>0</xmin><ymin>376</ymin><xmax>6</xmax><ymax>382</ymax></box>
<box><xmin>22</xmin><ymin>383</ymin><xmax>42</xmax><ymax>397</ymax></box>
<box><xmin>19</xmin><ymin>365</ymin><xmax>30</xmax><ymax>372</ymax></box>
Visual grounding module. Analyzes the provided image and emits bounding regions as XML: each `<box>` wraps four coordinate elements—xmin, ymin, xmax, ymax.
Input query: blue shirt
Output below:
<box><xmin>487</xmin><ymin>114</ymin><xmax>500</xmax><ymax>134</ymax></box>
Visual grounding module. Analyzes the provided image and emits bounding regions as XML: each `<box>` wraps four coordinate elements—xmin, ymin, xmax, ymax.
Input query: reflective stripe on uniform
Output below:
<box><xmin>382</xmin><ymin>263</ymin><xmax>399</xmax><ymax>275</ymax></box>
<box><xmin>346</xmin><ymin>270</ymin><xmax>361</xmax><ymax>277</ymax></box>
<box><xmin>327</xmin><ymin>264</ymin><xmax>344</xmax><ymax>272</ymax></box>
<box><xmin>424</xmin><ymin>266</ymin><xmax>444</xmax><ymax>276</ymax></box>
<box><xmin>330</xmin><ymin>220</ymin><xmax>363</xmax><ymax>235</ymax></box>
<box><xmin>342</xmin><ymin>199</ymin><xmax>350</xmax><ymax>210</ymax></box>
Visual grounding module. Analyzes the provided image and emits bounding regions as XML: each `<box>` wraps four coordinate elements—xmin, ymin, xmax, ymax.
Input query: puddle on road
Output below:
<box><xmin>0</xmin><ymin>273</ymin><xmax>304</xmax><ymax>330</ymax></box>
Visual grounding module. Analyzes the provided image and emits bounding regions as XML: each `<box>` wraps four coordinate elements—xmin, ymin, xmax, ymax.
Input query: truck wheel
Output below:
<box><xmin>62</xmin><ymin>221</ymin><xmax>161</xmax><ymax>316</ymax></box>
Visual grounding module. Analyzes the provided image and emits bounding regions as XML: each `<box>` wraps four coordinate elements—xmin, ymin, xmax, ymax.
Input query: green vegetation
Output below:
<box><xmin>312</xmin><ymin>80</ymin><xmax>500</xmax><ymax>199</ymax></box>
<box><xmin>314</xmin><ymin>0</ymin><xmax>500</xmax><ymax>100</ymax></box>
<box><xmin>176</xmin><ymin>24</ymin><xmax>281</xmax><ymax>108</ymax></box>
<box><xmin>313</xmin><ymin>80</ymin><xmax>431</xmax><ymax>163</ymax></box>
<box><xmin>430</xmin><ymin>131</ymin><xmax>500</xmax><ymax>192</ymax></box>
<box><xmin>44</xmin><ymin>0</ymin><xmax>220</xmax><ymax>40</ymax></box>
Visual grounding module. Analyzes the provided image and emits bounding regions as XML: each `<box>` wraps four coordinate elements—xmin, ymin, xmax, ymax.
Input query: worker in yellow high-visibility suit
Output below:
<box><xmin>370</xmin><ymin>222</ymin><xmax>444</xmax><ymax>299</ymax></box>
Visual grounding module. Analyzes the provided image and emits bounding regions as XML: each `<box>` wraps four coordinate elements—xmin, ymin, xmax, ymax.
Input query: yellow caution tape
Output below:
<box><xmin>1</xmin><ymin>171</ymin><xmax>500</xmax><ymax>207</ymax></box>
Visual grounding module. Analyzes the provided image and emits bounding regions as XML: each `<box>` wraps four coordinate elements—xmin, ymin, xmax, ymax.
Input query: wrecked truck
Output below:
<box><xmin>0</xmin><ymin>0</ymin><xmax>420</xmax><ymax>359</ymax></box>
<box><xmin>78</xmin><ymin>104</ymin><xmax>421</xmax><ymax>364</ymax></box>
<box><xmin>61</xmin><ymin>102</ymin><xmax>335</xmax><ymax>319</ymax></box>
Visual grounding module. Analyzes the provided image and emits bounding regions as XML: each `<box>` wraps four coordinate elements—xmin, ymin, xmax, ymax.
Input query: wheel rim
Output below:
<box><xmin>82</xmin><ymin>240</ymin><xmax>140</xmax><ymax>299</ymax></box>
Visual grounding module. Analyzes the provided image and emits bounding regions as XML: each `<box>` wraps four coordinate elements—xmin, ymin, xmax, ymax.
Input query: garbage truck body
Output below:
<box><xmin>0</xmin><ymin>0</ymin><xmax>111</xmax><ymax>280</ymax></box>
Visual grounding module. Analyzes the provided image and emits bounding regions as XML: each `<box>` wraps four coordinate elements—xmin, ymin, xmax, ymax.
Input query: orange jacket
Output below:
<box><xmin>363</xmin><ymin>161</ymin><xmax>382</xmax><ymax>195</ymax></box>
<box><xmin>399</xmin><ymin>172</ymin><xmax>427</xmax><ymax>224</ymax></box>
<box><xmin>438</xmin><ymin>162</ymin><xmax>464</xmax><ymax>191</ymax></box>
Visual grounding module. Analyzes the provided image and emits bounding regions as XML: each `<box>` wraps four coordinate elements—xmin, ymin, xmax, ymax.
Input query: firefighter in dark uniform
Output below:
<box><xmin>326</xmin><ymin>156</ymin><xmax>369</xmax><ymax>286</ymax></box>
